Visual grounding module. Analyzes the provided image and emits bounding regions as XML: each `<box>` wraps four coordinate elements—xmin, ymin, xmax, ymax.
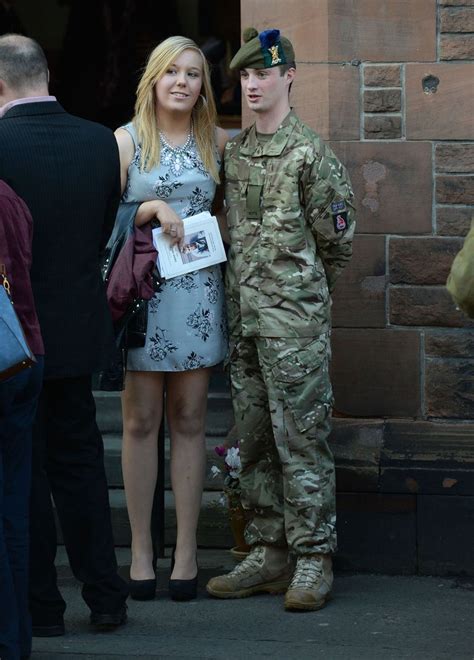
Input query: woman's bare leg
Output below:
<box><xmin>121</xmin><ymin>371</ymin><xmax>164</xmax><ymax>581</ymax></box>
<box><xmin>166</xmin><ymin>368</ymin><xmax>210</xmax><ymax>580</ymax></box>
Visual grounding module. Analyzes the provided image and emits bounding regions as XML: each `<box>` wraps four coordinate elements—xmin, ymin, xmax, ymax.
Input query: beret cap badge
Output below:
<box><xmin>229</xmin><ymin>27</ymin><xmax>295</xmax><ymax>71</ymax></box>
<box><xmin>259</xmin><ymin>29</ymin><xmax>285</xmax><ymax>66</ymax></box>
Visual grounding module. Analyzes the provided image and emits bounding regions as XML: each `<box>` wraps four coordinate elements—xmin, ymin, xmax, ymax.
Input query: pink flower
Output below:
<box><xmin>214</xmin><ymin>445</ymin><xmax>226</xmax><ymax>457</ymax></box>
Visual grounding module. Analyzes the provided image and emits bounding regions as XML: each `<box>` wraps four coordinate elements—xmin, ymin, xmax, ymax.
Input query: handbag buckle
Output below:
<box><xmin>0</xmin><ymin>263</ymin><xmax>11</xmax><ymax>296</ymax></box>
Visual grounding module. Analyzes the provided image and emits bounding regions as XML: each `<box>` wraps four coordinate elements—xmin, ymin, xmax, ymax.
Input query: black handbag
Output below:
<box><xmin>97</xmin><ymin>203</ymin><xmax>161</xmax><ymax>391</ymax></box>
<box><xmin>0</xmin><ymin>264</ymin><xmax>36</xmax><ymax>382</ymax></box>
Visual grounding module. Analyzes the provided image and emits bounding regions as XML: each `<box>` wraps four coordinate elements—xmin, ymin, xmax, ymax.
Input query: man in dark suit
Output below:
<box><xmin>0</xmin><ymin>34</ymin><xmax>128</xmax><ymax>635</ymax></box>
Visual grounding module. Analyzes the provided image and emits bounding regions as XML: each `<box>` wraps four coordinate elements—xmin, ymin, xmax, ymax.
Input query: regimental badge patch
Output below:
<box><xmin>333</xmin><ymin>212</ymin><xmax>348</xmax><ymax>233</ymax></box>
<box><xmin>331</xmin><ymin>200</ymin><xmax>346</xmax><ymax>214</ymax></box>
<box><xmin>268</xmin><ymin>45</ymin><xmax>282</xmax><ymax>65</ymax></box>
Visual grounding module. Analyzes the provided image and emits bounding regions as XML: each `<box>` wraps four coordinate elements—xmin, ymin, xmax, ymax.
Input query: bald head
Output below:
<box><xmin>0</xmin><ymin>34</ymin><xmax>49</xmax><ymax>99</ymax></box>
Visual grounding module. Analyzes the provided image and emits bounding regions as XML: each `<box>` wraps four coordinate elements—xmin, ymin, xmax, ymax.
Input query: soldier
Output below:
<box><xmin>206</xmin><ymin>28</ymin><xmax>355</xmax><ymax>611</ymax></box>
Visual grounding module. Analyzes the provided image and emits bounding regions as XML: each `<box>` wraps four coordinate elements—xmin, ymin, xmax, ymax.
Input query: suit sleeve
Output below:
<box><xmin>302</xmin><ymin>143</ymin><xmax>356</xmax><ymax>292</ymax></box>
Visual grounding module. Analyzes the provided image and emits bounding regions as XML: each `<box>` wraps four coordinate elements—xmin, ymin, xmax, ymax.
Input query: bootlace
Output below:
<box><xmin>230</xmin><ymin>545</ymin><xmax>265</xmax><ymax>577</ymax></box>
<box><xmin>290</xmin><ymin>556</ymin><xmax>323</xmax><ymax>589</ymax></box>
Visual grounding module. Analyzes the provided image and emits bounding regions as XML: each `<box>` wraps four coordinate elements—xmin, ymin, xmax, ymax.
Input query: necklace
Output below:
<box><xmin>159</xmin><ymin>126</ymin><xmax>193</xmax><ymax>150</ymax></box>
<box><xmin>159</xmin><ymin>126</ymin><xmax>194</xmax><ymax>177</ymax></box>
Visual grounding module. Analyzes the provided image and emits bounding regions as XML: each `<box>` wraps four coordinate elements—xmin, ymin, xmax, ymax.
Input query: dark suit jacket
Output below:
<box><xmin>0</xmin><ymin>101</ymin><xmax>120</xmax><ymax>379</ymax></box>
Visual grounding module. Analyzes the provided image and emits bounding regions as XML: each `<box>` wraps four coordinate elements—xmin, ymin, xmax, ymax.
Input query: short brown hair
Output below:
<box><xmin>0</xmin><ymin>34</ymin><xmax>48</xmax><ymax>90</ymax></box>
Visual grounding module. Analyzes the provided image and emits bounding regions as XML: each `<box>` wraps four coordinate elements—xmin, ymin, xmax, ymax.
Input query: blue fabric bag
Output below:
<box><xmin>0</xmin><ymin>266</ymin><xmax>36</xmax><ymax>381</ymax></box>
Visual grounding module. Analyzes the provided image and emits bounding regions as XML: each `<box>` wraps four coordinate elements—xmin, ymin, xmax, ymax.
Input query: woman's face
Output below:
<box><xmin>155</xmin><ymin>49</ymin><xmax>203</xmax><ymax>115</ymax></box>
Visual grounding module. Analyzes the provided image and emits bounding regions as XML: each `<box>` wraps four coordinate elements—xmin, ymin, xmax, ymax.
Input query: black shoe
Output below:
<box><xmin>129</xmin><ymin>576</ymin><xmax>157</xmax><ymax>601</ymax></box>
<box><xmin>32</xmin><ymin>621</ymin><xmax>65</xmax><ymax>637</ymax></box>
<box><xmin>90</xmin><ymin>604</ymin><xmax>127</xmax><ymax>631</ymax></box>
<box><xmin>168</xmin><ymin>546</ymin><xmax>198</xmax><ymax>601</ymax></box>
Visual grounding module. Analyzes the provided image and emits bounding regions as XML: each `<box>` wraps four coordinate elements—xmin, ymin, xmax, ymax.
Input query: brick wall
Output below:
<box><xmin>241</xmin><ymin>0</ymin><xmax>474</xmax><ymax>574</ymax></box>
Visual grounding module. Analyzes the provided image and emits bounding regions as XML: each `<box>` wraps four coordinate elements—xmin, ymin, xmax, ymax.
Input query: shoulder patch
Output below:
<box><xmin>333</xmin><ymin>212</ymin><xmax>348</xmax><ymax>233</ymax></box>
<box><xmin>331</xmin><ymin>200</ymin><xmax>346</xmax><ymax>213</ymax></box>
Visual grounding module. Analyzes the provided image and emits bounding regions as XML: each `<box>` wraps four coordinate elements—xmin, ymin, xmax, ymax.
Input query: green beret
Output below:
<box><xmin>230</xmin><ymin>28</ymin><xmax>295</xmax><ymax>71</ymax></box>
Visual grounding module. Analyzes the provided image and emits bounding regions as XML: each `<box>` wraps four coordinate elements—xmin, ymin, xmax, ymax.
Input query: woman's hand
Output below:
<box><xmin>155</xmin><ymin>201</ymin><xmax>185</xmax><ymax>246</ymax></box>
<box><xmin>135</xmin><ymin>200</ymin><xmax>184</xmax><ymax>246</ymax></box>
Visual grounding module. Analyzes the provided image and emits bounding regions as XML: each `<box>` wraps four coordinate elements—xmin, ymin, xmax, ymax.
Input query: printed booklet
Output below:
<box><xmin>152</xmin><ymin>211</ymin><xmax>227</xmax><ymax>279</ymax></box>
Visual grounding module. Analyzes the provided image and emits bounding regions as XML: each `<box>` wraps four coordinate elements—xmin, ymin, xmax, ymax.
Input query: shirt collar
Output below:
<box><xmin>0</xmin><ymin>95</ymin><xmax>57</xmax><ymax>119</ymax></box>
<box><xmin>241</xmin><ymin>110</ymin><xmax>298</xmax><ymax>157</ymax></box>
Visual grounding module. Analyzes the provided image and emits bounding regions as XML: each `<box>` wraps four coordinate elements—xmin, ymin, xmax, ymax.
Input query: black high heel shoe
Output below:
<box><xmin>129</xmin><ymin>576</ymin><xmax>157</xmax><ymax>601</ymax></box>
<box><xmin>168</xmin><ymin>546</ymin><xmax>198</xmax><ymax>601</ymax></box>
<box><xmin>129</xmin><ymin>553</ymin><xmax>157</xmax><ymax>601</ymax></box>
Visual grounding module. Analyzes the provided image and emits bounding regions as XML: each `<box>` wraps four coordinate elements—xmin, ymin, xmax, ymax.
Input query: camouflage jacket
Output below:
<box><xmin>224</xmin><ymin>111</ymin><xmax>355</xmax><ymax>338</ymax></box>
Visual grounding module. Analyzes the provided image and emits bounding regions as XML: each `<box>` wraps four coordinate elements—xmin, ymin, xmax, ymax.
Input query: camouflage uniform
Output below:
<box><xmin>225</xmin><ymin>110</ymin><xmax>355</xmax><ymax>556</ymax></box>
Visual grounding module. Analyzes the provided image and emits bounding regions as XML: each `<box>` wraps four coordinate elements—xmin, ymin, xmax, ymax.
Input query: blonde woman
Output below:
<box><xmin>115</xmin><ymin>36</ymin><xmax>228</xmax><ymax>601</ymax></box>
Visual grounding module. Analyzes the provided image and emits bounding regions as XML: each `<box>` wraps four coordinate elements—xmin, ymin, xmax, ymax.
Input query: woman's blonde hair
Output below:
<box><xmin>133</xmin><ymin>36</ymin><xmax>219</xmax><ymax>182</ymax></box>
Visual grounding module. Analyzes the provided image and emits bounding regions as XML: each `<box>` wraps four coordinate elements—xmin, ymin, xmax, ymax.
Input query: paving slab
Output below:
<box><xmin>31</xmin><ymin>549</ymin><xmax>474</xmax><ymax>660</ymax></box>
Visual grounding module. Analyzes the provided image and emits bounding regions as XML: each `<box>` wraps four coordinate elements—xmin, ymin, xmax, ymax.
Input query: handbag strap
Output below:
<box><xmin>0</xmin><ymin>263</ymin><xmax>12</xmax><ymax>297</ymax></box>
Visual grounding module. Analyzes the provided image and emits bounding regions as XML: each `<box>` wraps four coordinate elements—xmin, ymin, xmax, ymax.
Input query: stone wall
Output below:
<box><xmin>241</xmin><ymin>0</ymin><xmax>474</xmax><ymax>574</ymax></box>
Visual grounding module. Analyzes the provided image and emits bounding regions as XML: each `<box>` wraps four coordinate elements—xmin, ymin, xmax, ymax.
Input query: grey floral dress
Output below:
<box><xmin>122</xmin><ymin>122</ymin><xmax>228</xmax><ymax>371</ymax></box>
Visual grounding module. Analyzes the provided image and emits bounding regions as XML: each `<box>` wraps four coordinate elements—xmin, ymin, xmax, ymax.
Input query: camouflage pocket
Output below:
<box><xmin>269</xmin><ymin>337</ymin><xmax>332</xmax><ymax>433</ymax></box>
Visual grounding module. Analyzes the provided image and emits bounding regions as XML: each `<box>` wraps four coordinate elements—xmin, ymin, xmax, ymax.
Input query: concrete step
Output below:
<box><xmin>53</xmin><ymin>487</ymin><xmax>435</xmax><ymax>574</ymax></box>
<box><xmin>55</xmin><ymin>490</ymin><xmax>235</xmax><ymax>549</ymax></box>
<box><xmin>103</xmin><ymin>433</ymin><xmax>230</xmax><ymax>490</ymax></box>
<box><xmin>54</xmin><ymin>546</ymin><xmax>238</xmax><ymax>588</ymax></box>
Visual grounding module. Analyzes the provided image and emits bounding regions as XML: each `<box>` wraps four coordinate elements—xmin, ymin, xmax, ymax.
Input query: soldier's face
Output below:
<box><xmin>240</xmin><ymin>67</ymin><xmax>293</xmax><ymax>114</ymax></box>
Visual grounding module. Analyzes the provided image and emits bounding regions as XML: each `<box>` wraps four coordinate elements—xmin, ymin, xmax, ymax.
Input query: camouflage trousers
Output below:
<box><xmin>229</xmin><ymin>333</ymin><xmax>337</xmax><ymax>556</ymax></box>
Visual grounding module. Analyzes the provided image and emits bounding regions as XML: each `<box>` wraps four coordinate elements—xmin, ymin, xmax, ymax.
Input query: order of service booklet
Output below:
<box><xmin>152</xmin><ymin>211</ymin><xmax>227</xmax><ymax>280</ymax></box>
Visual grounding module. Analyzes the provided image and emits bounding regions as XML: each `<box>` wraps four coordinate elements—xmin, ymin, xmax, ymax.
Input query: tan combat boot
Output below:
<box><xmin>284</xmin><ymin>554</ymin><xmax>333</xmax><ymax>611</ymax></box>
<box><xmin>206</xmin><ymin>545</ymin><xmax>293</xmax><ymax>599</ymax></box>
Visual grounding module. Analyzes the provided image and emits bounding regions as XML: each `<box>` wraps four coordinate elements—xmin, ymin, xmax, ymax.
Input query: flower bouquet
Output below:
<box><xmin>211</xmin><ymin>440</ymin><xmax>251</xmax><ymax>560</ymax></box>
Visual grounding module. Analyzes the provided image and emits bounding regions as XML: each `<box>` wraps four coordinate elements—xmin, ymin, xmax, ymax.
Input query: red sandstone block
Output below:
<box><xmin>425</xmin><ymin>330</ymin><xmax>474</xmax><ymax>358</ymax></box>
<box><xmin>241</xmin><ymin>0</ymin><xmax>329</xmax><ymax>61</ymax></box>
<box><xmin>439</xmin><ymin>0</ymin><xmax>474</xmax><ymax>5</ymax></box>
<box><xmin>330</xmin><ymin>142</ymin><xmax>432</xmax><ymax>235</ymax></box>
<box><xmin>436</xmin><ymin>144</ymin><xmax>474</xmax><ymax>173</ymax></box>
<box><xmin>389</xmin><ymin>237</ymin><xmax>464</xmax><ymax>285</ymax></box>
<box><xmin>364</xmin><ymin>65</ymin><xmax>401</xmax><ymax>87</ymax></box>
<box><xmin>364</xmin><ymin>90</ymin><xmax>401</xmax><ymax>113</ymax></box>
<box><xmin>328</xmin><ymin>0</ymin><xmax>436</xmax><ymax>61</ymax></box>
<box><xmin>332</xmin><ymin>235</ymin><xmax>386</xmax><ymax>328</ymax></box>
<box><xmin>406</xmin><ymin>63</ymin><xmax>474</xmax><ymax>140</ymax></box>
<box><xmin>436</xmin><ymin>176</ymin><xmax>474</xmax><ymax>205</ymax></box>
<box><xmin>436</xmin><ymin>207</ymin><xmax>473</xmax><ymax>236</ymax></box>
<box><xmin>440</xmin><ymin>6</ymin><xmax>474</xmax><ymax>32</ymax></box>
<box><xmin>390</xmin><ymin>286</ymin><xmax>473</xmax><ymax>327</ymax></box>
<box><xmin>364</xmin><ymin>115</ymin><xmax>402</xmax><ymax>139</ymax></box>
<box><xmin>440</xmin><ymin>34</ymin><xmax>474</xmax><ymax>60</ymax></box>
<box><xmin>331</xmin><ymin>329</ymin><xmax>421</xmax><ymax>417</ymax></box>
<box><xmin>426</xmin><ymin>358</ymin><xmax>474</xmax><ymax>419</ymax></box>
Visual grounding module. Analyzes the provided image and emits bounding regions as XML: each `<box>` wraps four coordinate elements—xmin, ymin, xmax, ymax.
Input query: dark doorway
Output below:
<box><xmin>2</xmin><ymin>0</ymin><xmax>241</xmax><ymax>129</ymax></box>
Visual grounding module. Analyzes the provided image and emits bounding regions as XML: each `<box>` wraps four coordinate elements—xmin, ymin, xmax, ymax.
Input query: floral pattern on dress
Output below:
<box><xmin>148</xmin><ymin>295</ymin><xmax>161</xmax><ymax>313</ymax></box>
<box><xmin>182</xmin><ymin>187</ymin><xmax>212</xmax><ymax>218</ymax></box>
<box><xmin>181</xmin><ymin>351</ymin><xmax>205</xmax><ymax>370</ymax></box>
<box><xmin>131</xmin><ymin>143</ymin><xmax>143</xmax><ymax>168</ymax></box>
<box><xmin>153</xmin><ymin>172</ymin><xmax>183</xmax><ymax>199</ymax></box>
<box><xmin>147</xmin><ymin>328</ymin><xmax>178</xmax><ymax>361</ymax></box>
<box><xmin>121</xmin><ymin>121</ymin><xmax>227</xmax><ymax>373</ymax></box>
<box><xmin>204</xmin><ymin>275</ymin><xmax>219</xmax><ymax>304</ymax></box>
<box><xmin>169</xmin><ymin>274</ymin><xmax>199</xmax><ymax>292</ymax></box>
<box><xmin>186</xmin><ymin>304</ymin><xmax>213</xmax><ymax>342</ymax></box>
